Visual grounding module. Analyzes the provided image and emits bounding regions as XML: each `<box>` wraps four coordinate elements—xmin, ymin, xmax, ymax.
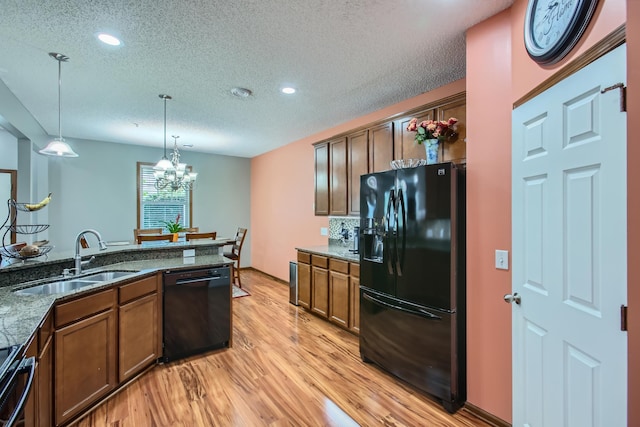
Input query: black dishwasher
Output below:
<box><xmin>163</xmin><ymin>266</ymin><xmax>231</xmax><ymax>362</ymax></box>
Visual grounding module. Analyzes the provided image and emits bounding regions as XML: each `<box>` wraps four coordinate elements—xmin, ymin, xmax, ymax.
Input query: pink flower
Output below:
<box><xmin>448</xmin><ymin>117</ymin><xmax>458</xmax><ymax>126</ymax></box>
<box><xmin>406</xmin><ymin>118</ymin><xmax>418</xmax><ymax>132</ymax></box>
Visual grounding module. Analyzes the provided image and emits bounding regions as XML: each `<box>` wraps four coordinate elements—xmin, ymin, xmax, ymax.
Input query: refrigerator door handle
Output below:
<box><xmin>362</xmin><ymin>292</ymin><xmax>442</xmax><ymax>320</ymax></box>
<box><xmin>386</xmin><ymin>189</ymin><xmax>396</xmax><ymax>275</ymax></box>
<box><xmin>395</xmin><ymin>188</ymin><xmax>406</xmax><ymax>276</ymax></box>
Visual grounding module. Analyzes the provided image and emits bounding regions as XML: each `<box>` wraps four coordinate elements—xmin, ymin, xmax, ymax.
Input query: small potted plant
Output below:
<box><xmin>162</xmin><ymin>214</ymin><xmax>185</xmax><ymax>242</ymax></box>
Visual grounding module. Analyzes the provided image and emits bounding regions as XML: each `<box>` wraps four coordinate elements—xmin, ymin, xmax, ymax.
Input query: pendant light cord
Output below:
<box><xmin>58</xmin><ymin>57</ymin><xmax>62</xmax><ymax>140</ymax></box>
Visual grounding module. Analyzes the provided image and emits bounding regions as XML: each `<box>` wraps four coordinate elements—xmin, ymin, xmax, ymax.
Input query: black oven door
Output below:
<box><xmin>0</xmin><ymin>356</ymin><xmax>35</xmax><ymax>427</ymax></box>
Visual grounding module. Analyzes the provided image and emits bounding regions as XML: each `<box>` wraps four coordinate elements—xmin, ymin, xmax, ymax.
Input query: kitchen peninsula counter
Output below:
<box><xmin>0</xmin><ymin>240</ymin><xmax>233</xmax><ymax>349</ymax></box>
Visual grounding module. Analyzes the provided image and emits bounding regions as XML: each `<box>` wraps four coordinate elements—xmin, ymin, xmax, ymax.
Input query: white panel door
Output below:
<box><xmin>511</xmin><ymin>44</ymin><xmax>627</xmax><ymax>427</ymax></box>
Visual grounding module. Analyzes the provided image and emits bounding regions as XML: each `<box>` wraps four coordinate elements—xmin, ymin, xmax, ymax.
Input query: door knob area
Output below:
<box><xmin>504</xmin><ymin>293</ymin><xmax>521</xmax><ymax>305</ymax></box>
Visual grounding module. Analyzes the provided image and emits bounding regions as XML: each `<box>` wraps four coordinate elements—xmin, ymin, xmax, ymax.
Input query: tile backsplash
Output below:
<box><xmin>328</xmin><ymin>217</ymin><xmax>359</xmax><ymax>243</ymax></box>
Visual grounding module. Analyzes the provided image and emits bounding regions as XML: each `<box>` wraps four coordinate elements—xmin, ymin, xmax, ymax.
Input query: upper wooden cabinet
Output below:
<box><xmin>329</xmin><ymin>137</ymin><xmax>348</xmax><ymax>216</ymax></box>
<box><xmin>395</xmin><ymin>109</ymin><xmax>436</xmax><ymax>161</ymax></box>
<box><xmin>314</xmin><ymin>143</ymin><xmax>329</xmax><ymax>216</ymax></box>
<box><xmin>347</xmin><ymin>129</ymin><xmax>369</xmax><ymax>216</ymax></box>
<box><xmin>313</xmin><ymin>93</ymin><xmax>465</xmax><ymax>217</ymax></box>
<box><xmin>347</xmin><ymin>123</ymin><xmax>394</xmax><ymax>216</ymax></box>
<box><xmin>395</xmin><ymin>94</ymin><xmax>467</xmax><ymax>163</ymax></box>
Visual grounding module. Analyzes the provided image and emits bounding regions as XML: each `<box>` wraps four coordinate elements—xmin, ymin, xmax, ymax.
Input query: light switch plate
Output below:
<box><xmin>495</xmin><ymin>250</ymin><xmax>509</xmax><ymax>270</ymax></box>
<box><xmin>320</xmin><ymin>227</ymin><xmax>328</xmax><ymax>236</ymax></box>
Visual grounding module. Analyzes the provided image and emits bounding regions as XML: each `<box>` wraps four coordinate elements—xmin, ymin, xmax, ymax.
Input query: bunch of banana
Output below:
<box><xmin>25</xmin><ymin>193</ymin><xmax>52</xmax><ymax>211</ymax></box>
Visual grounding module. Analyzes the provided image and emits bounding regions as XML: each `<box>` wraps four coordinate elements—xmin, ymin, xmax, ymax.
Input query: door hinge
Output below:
<box><xmin>621</xmin><ymin>305</ymin><xmax>628</xmax><ymax>331</ymax></box>
<box><xmin>601</xmin><ymin>83</ymin><xmax>626</xmax><ymax>112</ymax></box>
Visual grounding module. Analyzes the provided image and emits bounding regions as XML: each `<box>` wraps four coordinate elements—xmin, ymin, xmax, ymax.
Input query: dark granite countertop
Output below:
<box><xmin>295</xmin><ymin>244</ymin><xmax>360</xmax><ymax>263</ymax></box>
<box><xmin>0</xmin><ymin>243</ymin><xmax>232</xmax><ymax>349</ymax></box>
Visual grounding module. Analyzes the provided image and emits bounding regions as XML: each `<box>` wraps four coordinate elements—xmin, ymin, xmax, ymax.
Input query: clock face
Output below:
<box><xmin>524</xmin><ymin>0</ymin><xmax>599</xmax><ymax>64</ymax></box>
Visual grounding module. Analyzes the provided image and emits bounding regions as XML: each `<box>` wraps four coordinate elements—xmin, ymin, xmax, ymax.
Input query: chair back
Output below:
<box><xmin>136</xmin><ymin>234</ymin><xmax>174</xmax><ymax>244</ymax></box>
<box><xmin>185</xmin><ymin>232</ymin><xmax>217</xmax><ymax>241</ymax></box>
<box><xmin>183</xmin><ymin>227</ymin><xmax>199</xmax><ymax>233</ymax></box>
<box><xmin>133</xmin><ymin>227</ymin><xmax>162</xmax><ymax>242</ymax></box>
<box><xmin>231</xmin><ymin>228</ymin><xmax>247</xmax><ymax>257</ymax></box>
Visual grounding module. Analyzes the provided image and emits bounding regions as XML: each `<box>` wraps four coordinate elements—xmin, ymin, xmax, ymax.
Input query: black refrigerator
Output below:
<box><xmin>359</xmin><ymin>162</ymin><xmax>466</xmax><ymax>413</ymax></box>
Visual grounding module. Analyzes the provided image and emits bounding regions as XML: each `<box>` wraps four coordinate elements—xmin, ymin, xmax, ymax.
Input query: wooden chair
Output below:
<box><xmin>185</xmin><ymin>232</ymin><xmax>217</xmax><ymax>241</ymax></box>
<box><xmin>183</xmin><ymin>227</ymin><xmax>199</xmax><ymax>233</ymax></box>
<box><xmin>133</xmin><ymin>228</ymin><xmax>162</xmax><ymax>243</ymax></box>
<box><xmin>136</xmin><ymin>234</ymin><xmax>174</xmax><ymax>244</ymax></box>
<box><xmin>223</xmin><ymin>227</ymin><xmax>247</xmax><ymax>288</ymax></box>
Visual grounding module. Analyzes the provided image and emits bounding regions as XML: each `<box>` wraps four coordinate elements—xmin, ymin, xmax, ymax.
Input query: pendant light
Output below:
<box><xmin>39</xmin><ymin>53</ymin><xmax>78</xmax><ymax>157</ymax></box>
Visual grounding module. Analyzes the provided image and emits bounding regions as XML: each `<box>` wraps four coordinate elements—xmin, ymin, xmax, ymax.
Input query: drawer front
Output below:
<box><xmin>297</xmin><ymin>251</ymin><xmax>311</xmax><ymax>264</ymax></box>
<box><xmin>350</xmin><ymin>263</ymin><xmax>360</xmax><ymax>278</ymax></box>
<box><xmin>55</xmin><ymin>288</ymin><xmax>116</xmax><ymax>328</ymax></box>
<box><xmin>311</xmin><ymin>255</ymin><xmax>329</xmax><ymax>269</ymax></box>
<box><xmin>119</xmin><ymin>275</ymin><xmax>158</xmax><ymax>305</ymax></box>
<box><xmin>329</xmin><ymin>258</ymin><xmax>349</xmax><ymax>274</ymax></box>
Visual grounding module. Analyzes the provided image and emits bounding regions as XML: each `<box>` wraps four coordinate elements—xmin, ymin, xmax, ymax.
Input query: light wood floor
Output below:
<box><xmin>76</xmin><ymin>269</ymin><xmax>492</xmax><ymax>427</ymax></box>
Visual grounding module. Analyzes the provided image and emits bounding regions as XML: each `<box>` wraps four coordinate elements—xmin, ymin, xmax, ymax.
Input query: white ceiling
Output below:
<box><xmin>0</xmin><ymin>0</ymin><xmax>514</xmax><ymax>158</ymax></box>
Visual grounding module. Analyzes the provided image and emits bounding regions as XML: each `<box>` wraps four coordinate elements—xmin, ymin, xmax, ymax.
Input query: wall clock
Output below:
<box><xmin>524</xmin><ymin>0</ymin><xmax>599</xmax><ymax>65</ymax></box>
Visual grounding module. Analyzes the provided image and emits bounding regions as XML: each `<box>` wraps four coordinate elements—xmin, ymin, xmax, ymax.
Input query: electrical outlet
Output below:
<box><xmin>320</xmin><ymin>227</ymin><xmax>328</xmax><ymax>236</ymax></box>
<box><xmin>495</xmin><ymin>250</ymin><xmax>509</xmax><ymax>270</ymax></box>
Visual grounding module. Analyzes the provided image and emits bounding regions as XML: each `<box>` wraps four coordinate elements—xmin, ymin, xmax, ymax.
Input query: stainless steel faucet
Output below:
<box><xmin>74</xmin><ymin>229</ymin><xmax>108</xmax><ymax>275</ymax></box>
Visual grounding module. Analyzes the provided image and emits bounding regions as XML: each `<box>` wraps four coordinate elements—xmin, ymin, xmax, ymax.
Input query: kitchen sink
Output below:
<box><xmin>14</xmin><ymin>279</ymin><xmax>99</xmax><ymax>295</ymax></box>
<box><xmin>79</xmin><ymin>270</ymin><xmax>137</xmax><ymax>281</ymax></box>
<box><xmin>13</xmin><ymin>270</ymin><xmax>139</xmax><ymax>296</ymax></box>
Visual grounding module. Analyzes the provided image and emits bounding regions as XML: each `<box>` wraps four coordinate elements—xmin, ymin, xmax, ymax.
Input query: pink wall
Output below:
<box><xmin>251</xmin><ymin>79</ymin><xmax>466</xmax><ymax>281</ymax></box>
<box><xmin>626</xmin><ymin>1</ymin><xmax>639</xmax><ymax>425</ymax></box>
<box><xmin>251</xmin><ymin>0</ymin><xmax>632</xmax><ymax>422</ymax></box>
<box><xmin>465</xmin><ymin>0</ymin><xmax>627</xmax><ymax>422</ymax></box>
<box><xmin>466</xmin><ymin>9</ymin><xmax>513</xmax><ymax>421</ymax></box>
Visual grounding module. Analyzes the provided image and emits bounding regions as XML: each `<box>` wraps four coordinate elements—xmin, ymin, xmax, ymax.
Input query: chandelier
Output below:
<box><xmin>153</xmin><ymin>94</ymin><xmax>197</xmax><ymax>191</ymax></box>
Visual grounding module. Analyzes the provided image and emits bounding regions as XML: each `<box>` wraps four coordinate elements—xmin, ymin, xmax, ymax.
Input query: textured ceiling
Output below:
<box><xmin>0</xmin><ymin>0</ymin><xmax>514</xmax><ymax>158</ymax></box>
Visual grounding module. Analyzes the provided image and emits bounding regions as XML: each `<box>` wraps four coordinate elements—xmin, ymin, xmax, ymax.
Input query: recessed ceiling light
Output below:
<box><xmin>231</xmin><ymin>87</ymin><xmax>252</xmax><ymax>98</ymax></box>
<box><xmin>96</xmin><ymin>33</ymin><xmax>122</xmax><ymax>46</ymax></box>
<box><xmin>281</xmin><ymin>87</ymin><xmax>296</xmax><ymax>95</ymax></box>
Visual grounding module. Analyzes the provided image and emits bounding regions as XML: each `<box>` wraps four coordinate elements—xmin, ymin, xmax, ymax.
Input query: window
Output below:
<box><xmin>137</xmin><ymin>162</ymin><xmax>193</xmax><ymax>229</ymax></box>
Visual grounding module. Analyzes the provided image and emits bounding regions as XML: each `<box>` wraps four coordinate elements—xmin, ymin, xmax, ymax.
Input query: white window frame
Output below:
<box><xmin>136</xmin><ymin>162</ymin><xmax>193</xmax><ymax>230</ymax></box>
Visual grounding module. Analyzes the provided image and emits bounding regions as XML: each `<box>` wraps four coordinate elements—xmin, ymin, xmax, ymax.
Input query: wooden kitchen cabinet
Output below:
<box><xmin>347</xmin><ymin>129</ymin><xmax>369</xmax><ymax>216</ymax></box>
<box><xmin>329</xmin><ymin>259</ymin><xmax>350</xmax><ymax>328</ymax></box>
<box><xmin>297</xmin><ymin>250</ymin><xmax>361</xmax><ymax>336</ymax></box>
<box><xmin>311</xmin><ymin>255</ymin><xmax>329</xmax><ymax>318</ymax></box>
<box><xmin>437</xmin><ymin>97</ymin><xmax>467</xmax><ymax>162</ymax></box>
<box><xmin>394</xmin><ymin>94</ymin><xmax>466</xmax><ymax>163</ymax></box>
<box><xmin>349</xmin><ymin>263</ymin><xmax>360</xmax><ymax>334</ymax></box>
<box><xmin>118</xmin><ymin>274</ymin><xmax>161</xmax><ymax>382</ymax></box>
<box><xmin>297</xmin><ymin>252</ymin><xmax>311</xmax><ymax>309</ymax></box>
<box><xmin>54</xmin><ymin>289</ymin><xmax>117</xmax><ymax>426</ymax></box>
<box><xmin>314</xmin><ymin>142</ymin><xmax>329</xmax><ymax>215</ymax></box>
<box><xmin>22</xmin><ymin>308</ymin><xmax>53</xmax><ymax>427</ymax></box>
<box><xmin>347</xmin><ymin>123</ymin><xmax>394</xmax><ymax>216</ymax></box>
<box><xmin>329</xmin><ymin>137</ymin><xmax>348</xmax><ymax>216</ymax></box>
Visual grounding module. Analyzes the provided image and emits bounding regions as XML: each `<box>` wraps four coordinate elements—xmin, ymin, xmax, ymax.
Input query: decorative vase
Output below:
<box><xmin>424</xmin><ymin>139</ymin><xmax>439</xmax><ymax>165</ymax></box>
<box><xmin>171</xmin><ymin>233</ymin><xmax>179</xmax><ymax>242</ymax></box>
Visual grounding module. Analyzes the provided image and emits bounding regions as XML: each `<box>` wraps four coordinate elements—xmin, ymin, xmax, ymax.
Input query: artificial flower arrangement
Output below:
<box><xmin>163</xmin><ymin>214</ymin><xmax>185</xmax><ymax>233</ymax></box>
<box><xmin>406</xmin><ymin>117</ymin><xmax>458</xmax><ymax>145</ymax></box>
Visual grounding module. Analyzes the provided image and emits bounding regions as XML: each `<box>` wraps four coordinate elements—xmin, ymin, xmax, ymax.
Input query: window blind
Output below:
<box><xmin>139</xmin><ymin>165</ymin><xmax>191</xmax><ymax>229</ymax></box>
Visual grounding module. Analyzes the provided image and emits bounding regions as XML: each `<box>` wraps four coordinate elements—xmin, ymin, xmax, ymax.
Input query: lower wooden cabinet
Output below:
<box><xmin>118</xmin><ymin>275</ymin><xmax>161</xmax><ymax>382</ymax></box>
<box><xmin>349</xmin><ymin>263</ymin><xmax>360</xmax><ymax>334</ymax></box>
<box><xmin>297</xmin><ymin>252</ymin><xmax>311</xmax><ymax>309</ymax></box>
<box><xmin>297</xmin><ymin>251</ymin><xmax>360</xmax><ymax>335</ymax></box>
<box><xmin>54</xmin><ymin>289</ymin><xmax>118</xmax><ymax>426</ymax></box>
<box><xmin>329</xmin><ymin>259</ymin><xmax>350</xmax><ymax>328</ymax></box>
<box><xmin>311</xmin><ymin>255</ymin><xmax>329</xmax><ymax>318</ymax></box>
